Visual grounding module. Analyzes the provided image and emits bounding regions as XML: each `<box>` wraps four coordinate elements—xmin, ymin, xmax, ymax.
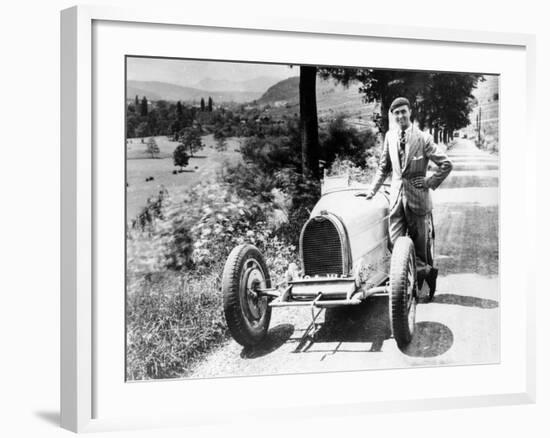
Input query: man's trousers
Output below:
<box><xmin>388</xmin><ymin>194</ymin><xmax>432</xmax><ymax>276</ymax></box>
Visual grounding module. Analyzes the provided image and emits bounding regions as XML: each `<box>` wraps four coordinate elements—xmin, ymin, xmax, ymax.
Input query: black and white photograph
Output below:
<box><xmin>125</xmin><ymin>56</ymin><xmax>499</xmax><ymax>381</ymax></box>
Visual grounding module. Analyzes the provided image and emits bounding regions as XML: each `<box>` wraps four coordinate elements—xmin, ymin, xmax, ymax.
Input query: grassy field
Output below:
<box><xmin>126</xmin><ymin>134</ymin><xmax>242</xmax><ymax>220</ymax></box>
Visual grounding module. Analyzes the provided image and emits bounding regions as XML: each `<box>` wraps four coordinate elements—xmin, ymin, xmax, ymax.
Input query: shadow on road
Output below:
<box><xmin>403</xmin><ymin>321</ymin><xmax>454</xmax><ymax>358</ymax></box>
<box><xmin>429</xmin><ymin>293</ymin><xmax>499</xmax><ymax>309</ymax></box>
<box><xmin>289</xmin><ymin>297</ymin><xmax>455</xmax><ymax>359</ymax></box>
<box><xmin>240</xmin><ymin>324</ymin><xmax>294</xmax><ymax>359</ymax></box>
<box><xmin>317</xmin><ymin>298</ymin><xmax>391</xmax><ymax>348</ymax></box>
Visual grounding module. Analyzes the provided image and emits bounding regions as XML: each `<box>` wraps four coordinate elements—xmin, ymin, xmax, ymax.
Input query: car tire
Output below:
<box><xmin>426</xmin><ymin>213</ymin><xmax>435</xmax><ymax>267</ymax></box>
<box><xmin>222</xmin><ymin>244</ymin><xmax>272</xmax><ymax>347</ymax></box>
<box><xmin>390</xmin><ymin>236</ymin><xmax>417</xmax><ymax>349</ymax></box>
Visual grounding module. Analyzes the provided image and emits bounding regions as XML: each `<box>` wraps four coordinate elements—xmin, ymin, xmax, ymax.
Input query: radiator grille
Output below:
<box><xmin>301</xmin><ymin>216</ymin><xmax>343</xmax><ymax>276</ymax></box>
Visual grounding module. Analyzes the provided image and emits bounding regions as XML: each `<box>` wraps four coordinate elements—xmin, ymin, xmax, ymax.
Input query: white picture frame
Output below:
<box><xmin>60</xmin><ymin>4</ymin><xmax>536</xmax><ymax>433</ymax></box>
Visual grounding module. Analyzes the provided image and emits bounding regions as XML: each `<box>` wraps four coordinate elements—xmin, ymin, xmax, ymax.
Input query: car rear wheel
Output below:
<box><xmin>390</xmin><ymin>237</ymin><xmax>417</xmax><ymax>349</ymax></box>
<box><xmin>427</xmin><ymin>213</ymin><xmax>435</xmax><ymax>267</ymax></box>
<box><xmin>222</xmin><ymin>244</ymin><xmax>272</xmax><ymax>347</ymax></box>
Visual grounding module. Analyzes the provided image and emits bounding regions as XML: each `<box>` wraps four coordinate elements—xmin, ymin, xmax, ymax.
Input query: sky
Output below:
<box><xmin>126</xmin><ymin>57</ymin><xmax>295</xmax><ymax>87</ymax></box>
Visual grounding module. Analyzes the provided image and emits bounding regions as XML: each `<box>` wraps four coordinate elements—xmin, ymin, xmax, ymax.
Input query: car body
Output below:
<box><xmin>222</xmin><ymin>175</ymin><xmax>421</xmax><ymax>350</ymax></box>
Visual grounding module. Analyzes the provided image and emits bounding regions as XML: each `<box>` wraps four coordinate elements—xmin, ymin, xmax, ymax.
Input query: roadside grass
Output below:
<box><xmin>126</xmin><ymin>268</ymin><xmax>228</xmax><ymax>380</ymax></box>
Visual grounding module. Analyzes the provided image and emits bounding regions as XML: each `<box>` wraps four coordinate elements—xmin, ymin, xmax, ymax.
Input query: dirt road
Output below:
<box><xmin>190</xmin><ymin>138</ymin><xmax>500</xmax><ymax>378</ymax></box>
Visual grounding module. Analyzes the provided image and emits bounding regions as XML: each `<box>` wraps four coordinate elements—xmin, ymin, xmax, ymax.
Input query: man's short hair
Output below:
<box><xmin>390</xmin><ymin>97</ymin><xmax>411</xmax><ymax>113</ymax></box>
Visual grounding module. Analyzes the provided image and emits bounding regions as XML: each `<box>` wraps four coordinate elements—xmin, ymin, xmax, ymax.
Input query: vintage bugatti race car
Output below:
<box><xmin>221</xmin><ymin>175</ymin><xmax>432</xmax><ymax>350</ymax></box>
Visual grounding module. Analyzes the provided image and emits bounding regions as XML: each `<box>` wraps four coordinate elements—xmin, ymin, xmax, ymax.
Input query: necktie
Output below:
<box><xmin>399</xmin><ymin>129</ymin><xmax>406</xmax><ymax>168</ymax></box>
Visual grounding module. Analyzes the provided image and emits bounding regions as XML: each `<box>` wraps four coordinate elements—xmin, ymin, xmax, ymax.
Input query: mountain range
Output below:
<box><xmin>127</xmin><ymin>80</ymin><xmax>263</xmax><ymax>103</ymax></box>
<box><xmin>127</xmin><ymin>76</ymin><xmax>374</xmax><ymax>126</ymax></box>
<box><xmin>194</xmin><ymin>76</ymin><xmax>281</xmax><ymax>92</ymax></box>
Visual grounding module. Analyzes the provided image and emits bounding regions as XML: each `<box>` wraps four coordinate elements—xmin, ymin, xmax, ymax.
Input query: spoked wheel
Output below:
<box><xmin>222</xmin><ymin>244</ymin><xmax>272</xmax><ymax>347</ymax></box>
<box><xmin>389</xmin><ymin>237</ymin><xmax>418</xmax><ymax>349</ymax></box>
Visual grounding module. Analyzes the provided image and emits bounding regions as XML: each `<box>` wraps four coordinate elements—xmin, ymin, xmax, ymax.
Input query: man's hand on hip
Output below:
<box><xmin>411</xmin><ymin>176</ymin><xmax>430</xmax><ymax>189</ymax></box>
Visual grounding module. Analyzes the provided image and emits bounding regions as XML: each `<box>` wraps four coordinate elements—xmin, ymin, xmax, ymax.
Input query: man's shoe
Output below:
<box><xmin>416</xmin><ymin>270</ymin><xmax>426</xmax><ymax>291</ymax></box>
<box><xmin>427</xmin><ymin>267</ymin><xmax>438</xmax><ymax>301</ymax></box>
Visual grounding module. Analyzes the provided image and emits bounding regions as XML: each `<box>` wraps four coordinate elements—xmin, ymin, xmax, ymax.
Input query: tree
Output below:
<box><xmin>180</xmin><ymin>128</ymin><xmax>204</xmax><ymax>156</ymax></box>
<box><xmin>146</xmin><ymin>137</ymin><xmax>160</xmax><ymax>158</ymax></box>
<box><xmin>299</xmin><ymin>66</ymin><xmax>320</xmax><ymax>178</ymax></box>
<box><xmin>140</xmin><ymin>96</ymin><xmax>148</xmax><ymax>116</ymax></box>
<box><xmin>420</xmin><ymin>73</ymin><xmax>482</xmax><ymax>142</ymax></box>
<box><xmin>176</xmin><ymin>101</ymin><xmax>183</xmax><ymax>119</ymax></box>
<box><xmin>135</xmin><ymin>121</ymin><xmax>149</xmax><ymax>138</ymax></box>
<box><xmin>134</xmin><ymin>95</ymin><xmax>139</xmax><ymax>111</ymax></box>
<box><xmin>318</xmin><ymin>68</ymin><xmax>428</xmax><ymax>134</ymax></box>
<box><xmin>297</xmin><ymin>65</ymin><xmax>399</xmax><ymax>178</ymax></box>
<box><xmin>173</xmin><ymin>144</ymin><xmax>190</xmax><ymax>170</ymax></box>
<box><xmin>208</xmin><ymin>96</ymin><xmax>213</xmax><ymax>112</ymax></box>
<box><xmin>200</xmin><ymin>98</ymin><xmax>205</xmax><ymax>112</ymax></box>
<box><xmin>318</xmin><ymin>68</ymin><xmax>482</xmax><ymax>140</ymax></box>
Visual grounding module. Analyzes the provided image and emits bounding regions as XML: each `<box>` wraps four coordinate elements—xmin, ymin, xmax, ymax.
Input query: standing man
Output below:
<box><xmin>365</xmin><ymin>97</ymin><xmax>453</xmax><ymax>299</ymax></box>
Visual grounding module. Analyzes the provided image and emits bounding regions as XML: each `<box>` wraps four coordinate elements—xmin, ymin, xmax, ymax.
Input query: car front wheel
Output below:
<box><xmin>389</xmin><ymin>236</ymin><xmax>417</xmax><ymax>349</ymax></box>
<box><xmin>222</xmin><ymin>244</ymin><xmax>272</xmax><ymax>347</ymax></box>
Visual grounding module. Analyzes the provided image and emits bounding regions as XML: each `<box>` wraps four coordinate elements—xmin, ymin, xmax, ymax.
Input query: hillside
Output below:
<box><xmin>127</xmin><ymin>80</ymin><xmax>262</xmax><ymax>103</ymax></box>
<box><xmin>256</xmin><ymin>77</ymin><xmax>300</xmax><ymax>104</ymax></box>
<box><xmin>257</xmin><ymin>76</ymin><xmax>377</xmax><ymax>130</ymax></box>
<box><xmin>195</xmin><ymin>75</ymin><xmax>281</xmax><ymax>92</ymax></box>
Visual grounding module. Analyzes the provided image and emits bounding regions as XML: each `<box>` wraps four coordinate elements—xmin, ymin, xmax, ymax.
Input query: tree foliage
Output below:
<box><xmin>318</xmin><ymin>68</ymin><xmax>482</xmax><ymax>136</ymax></box>
<box><xmin>140</xmin><ymin>96</ymin><xmax>149</xmax><ymax>116</ymax></box>
<box><xmin>146</xmin><ymin>137</ymin><xmax>160</xmax><ymax>158</ymax></box>
<box><xmin>173</xmin><ymin>144</ymin><xmax>190</xmax><ymax>170</ymax></box>
<box><xmin>179</xmin><ymin>127</ymin><xmax>204</xmax><ymax>156</ymax></box>
<box><xmin>319</xmin><ymin>115</ymin><xmax>378</xmax><ymax>167</ymax></box>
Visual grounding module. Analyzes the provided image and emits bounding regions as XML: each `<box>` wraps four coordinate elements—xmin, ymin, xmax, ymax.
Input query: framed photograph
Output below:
<box><xmin>61</xmin><ymin>5</ymin><xmax>536</xmax><ymax>433</ymax></box>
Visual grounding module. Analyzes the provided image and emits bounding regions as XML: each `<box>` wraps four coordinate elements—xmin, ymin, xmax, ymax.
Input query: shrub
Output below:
<box><xmin>271</xmin><ymin>168</ymin><xmax>321</xmax><ymax>246</ymax></box>
<box><xmin>127</xmin><ymin>188</ymin><xmax>195</xmax><ymax>274</ymax></box>
<box><xmin>319</xmin><ymin>114</ymin><xmax>379</xmax><ymax>168</ymax></box>
<box><xmin>326</xmin><ymin>156</ymin><xmax>379</xmax><ymax>185</ymax></box>
<box><xmin>239</xmin><ymin>135</ymin><xmax>301</xmax><ymax>173</ymax></box>
<box><xmin>127</xmin><ymin>178</ymin><xmax>290</xmax><ymax>275</ymax></box>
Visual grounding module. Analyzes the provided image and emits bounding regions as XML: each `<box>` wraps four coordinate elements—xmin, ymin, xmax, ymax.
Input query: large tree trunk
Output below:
<box><xmin>299</xmin><ymin>66</ymin><xmax>320</xmax><ymax>178</ymax></box>
<box><xmin>433</xmin><ymin>125</ymin><xmax>439</xmax><ymax>144</ymax></box>
<box><xmin>380</xmin><ymin>95</ymin><xmax>391</xmax><ymax>135</ymax></box>
<box><xmin>418</xmin><ymin>110</ymin><xmax>425</xmax><ymax>130</ymax></box>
